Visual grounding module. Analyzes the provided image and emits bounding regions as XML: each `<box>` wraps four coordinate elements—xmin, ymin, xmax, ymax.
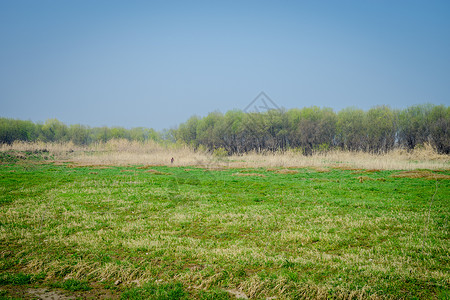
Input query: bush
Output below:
<box><xmin>213</xmin><ymin>147</ymin><xmax>228</xmax><ymax>158</ymax></box>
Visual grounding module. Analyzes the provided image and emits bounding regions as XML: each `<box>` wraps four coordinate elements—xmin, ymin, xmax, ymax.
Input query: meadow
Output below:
<box><xmin>0</xmin><ymin>144</ymin><xmax>449</xmax><ymax>299</ymax></box>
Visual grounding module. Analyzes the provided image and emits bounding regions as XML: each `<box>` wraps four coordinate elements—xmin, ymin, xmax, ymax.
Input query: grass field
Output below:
<box><xmin>0</xmin><ymin>150</ymin><xmax>449</xmax><ymax>299</ymax></box>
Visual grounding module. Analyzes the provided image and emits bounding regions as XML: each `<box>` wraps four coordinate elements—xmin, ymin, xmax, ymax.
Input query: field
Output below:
<box><xmin>0</xmin><ymin>146</ymin><xmax>449</xmax><ymax>299</ymax></box>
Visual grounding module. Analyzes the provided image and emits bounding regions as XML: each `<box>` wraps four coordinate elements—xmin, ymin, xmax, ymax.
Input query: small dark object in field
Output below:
<box><xmin>171</xmin><ymin>157</ymin><xmax>174</xmax><ymax>164</ymax></box>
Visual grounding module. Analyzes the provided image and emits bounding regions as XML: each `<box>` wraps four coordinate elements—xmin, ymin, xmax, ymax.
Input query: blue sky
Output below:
<box><xmin>1</xmin><ymin>0</ymin><xmax>449</xmax><ymax>130</ymax></box>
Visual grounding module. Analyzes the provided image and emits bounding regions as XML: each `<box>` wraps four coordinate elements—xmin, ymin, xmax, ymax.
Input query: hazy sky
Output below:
<box><xmin>1</xmin><ymin>1</ymin><xmax>449</xmax><ymax>130</ymax></box>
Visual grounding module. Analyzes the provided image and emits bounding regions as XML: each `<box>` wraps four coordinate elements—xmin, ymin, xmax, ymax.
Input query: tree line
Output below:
<box><xmin>174</xmin><ymin>104</ymin><xmax>449</xmax><ymax>154</ymax></box>
<box><xmin>0</xmin><ymin>118</ymin><xmax>161</xmax><ymax>145</ymax></box>
<box><xmin>1</xmin><ymin>104</ymin><xmax>449</xmax><ymax>154</ymax></box>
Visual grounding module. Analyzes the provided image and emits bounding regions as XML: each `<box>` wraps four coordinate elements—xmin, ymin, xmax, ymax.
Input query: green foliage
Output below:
<box><xmin>176</xmin><ymin>116</ymin><xmax>200</xmax><ymax>147</ymax></box>
<box><xmin>428</xmin><ymin>105</ymin><xmax>450</xmax><ymax>154</ymax></box>
<box><xmin>41</xmin><ymin>119</ymin><xmax>69</xmax><ymax>142</ymax></box>
<box><xmin>70</xmin><ymin>124</ymin><xmax>89</xmax><ymax>145</ymax></box>
<box><xmin>0</xmin><ymin>273</ymin><xmax>32</xmax><ymax>285</ymax></box>
<box><xmin>121</xmin><ymin>282</ymin><xmax>187</xmax><ymax>300</ymax></box>
<box><xmin>0</xmin><ymin>290</ymin><xmax>22</xmax><ymax>300</ymax></box>
<box><xmin>0</xmin><ymin>118</ymin><xmax>162</xmax><ymax>145</ymax></box>
<box><xmin>397</xmin><ymin>104</ymin><xmax>433</xmax><ymax>150</ymax></box>
<box><xmin>314</xmin><ymin>143</ymin><xmax>330</xmax><ymax>153</ymax></box>
<box><xmin>336</xmin><ymin>107</ymin><xmax>367</xmax><ymax>151</ymax></box>
<box><xmin>213</xmin><ymin>147</ymin><xmax>228</xmax><ymax>158</ymax></box>
<box><xmin>172</xmin><ymin>104</ymin><xmax>449</xmax><ymax>155</ymax></box>
<box><xmin>50</xmin><ymin>279</ymin><xmax>92</xmax><ymax>291</ymax></box>
<box><xmin>0</xmin><ymin>118</ymin><xmax>37</xmax><ymax>144</ymax></box>
<box><xmin>198</xmin><ymin>288</ymin><xmax>231</xmax><ymax>300</ymax></box>
<box><xmin>62</xmin><ymin>279</ymin><xmax>91</xmax><ymax>291</ymax></box>
<box><xmin>0</xmin><ymin>152</ymin><xmax>18</xmax><ymax>163</ymax></box>
<box><xmin>366</xmin><ymin>105</ymin><xmax>396</xmax><ymax>153</ymax></box>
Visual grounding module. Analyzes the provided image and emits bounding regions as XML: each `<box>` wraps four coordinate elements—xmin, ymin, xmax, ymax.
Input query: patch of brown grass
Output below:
<box><xmin>357</xmin><ymin>176</ymin><xmax>386</xmax><ymax>182</ymax></box>
<box><xmin>145</xmin><ymin>169</ymin><xmax>172</xmax><ymax>175</ymax></box>
<box><xmin>357</xmin><ymin>176</ymin><xmax>373</xmax><ymax>183</ymax></box>
<box><xmin>137</xmin><ymin>165</ymin><xmax>161</xmax><ymax>169</ymax></box>
<box><xmin>274</xmin><ymin>169</ymin><xmax>299</xmax><ymax>174</ymax></box>
<box><xmin>205</xmin><ymin>166</ymin><xmax>229</xmax><ymax>171</ymax></box>
<box><xmin>239</xmin><ymin>168</ymin><xmax>259</xmax><ymax>173</ymax></box>
<box><xmin>232</xmin><ymin>173</ymin><xmax>266</xmax><ymax>177</ymax></box>
<box><xmin>351</xmin><ymin>169</ymin><xmax>382</xmax><ymax>174</ymax></box>
<box><xmin>333</xmin><ymin>166</ymin><xmax>362</xmax><ymax>171</ymax></box>
<box><xmin>390</xmin><ymin>170</ymin><xmax>450</xmax><ymax>180</ymax></box>
<box><xmin>66</xmin><ymin>163</ymin><xmax>111</xmax><ymax>169</ymax></box>
<box><xmin>310</xmin><ymin>167</ymin><xmax>331</xmax><ymax>173</ymax></box>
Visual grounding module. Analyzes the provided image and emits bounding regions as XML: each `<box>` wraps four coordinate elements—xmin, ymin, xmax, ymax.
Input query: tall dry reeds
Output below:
<box><xmin>1</xmin><ymin>140</ymin><xmax>448</xmax><ymax>170</ymax></box>
<box><xmin>71</xmin><ymin>139</ymin><xmax>211</xmax><ymax>166</ymax></box>
<box><xmin>234</xmin><ymin>145</ymin><xmax>449</xmax><ymax>170</ymax></box>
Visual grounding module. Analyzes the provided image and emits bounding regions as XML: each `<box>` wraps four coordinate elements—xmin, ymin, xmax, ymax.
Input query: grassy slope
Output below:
<box><xmin>0</xmin><ymin>159</ymin><xmax>449</xmax><ymax>299</ymax></box>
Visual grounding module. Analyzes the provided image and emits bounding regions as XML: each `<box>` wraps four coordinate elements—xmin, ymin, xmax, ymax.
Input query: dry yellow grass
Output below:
<box><xmin>232</xmin><ymin>172</ymin><xmax>266</xmax><ymax>177</ymax></box>
<box><xmin>351</xmin><ymin>169</ymin><xmax>381</xmax><ymax>174</ymax></box>
<box><xmin>274</xmin><ymin>169</ymin><xmax>299</xmax><ymax>174</ymax></box>
<box><xmin>144</xmin><ymin>169</ymin><xmax>172</xmax><ymax>175</ymax></box>
<box><xmin>310</xmin><ymin>166</ymin><xmax>331</xmax><ymax>173</ymax></box>
<box><xmin>333</xmin><ymin>166</ymin><xmax>362</xmax><ymax>171</ymax></box>
<box><xmin>238</xmin><ymin>145</ymin><xmax>449</xmax><ymax>170</ymax></box>
<box><xmin>390</xmin><ymin>170</ymin><xmax>450</xmax><ymax>180</ymax></box>
<box><xmin>356</xmin><ymin>176</ymin><xmax>386</xmax><ymax>183</ymax></box>
<box><xmin>1</xmin><ymin>140</ymin><xmax>449</xmax><ymax>170</ymax></box>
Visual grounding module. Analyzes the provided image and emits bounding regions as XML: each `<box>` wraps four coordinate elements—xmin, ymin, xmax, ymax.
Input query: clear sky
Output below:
<box><xmin>1</xmin><ymin>0</ymin><xmax>449</xmax><ymax>130</ymax></box>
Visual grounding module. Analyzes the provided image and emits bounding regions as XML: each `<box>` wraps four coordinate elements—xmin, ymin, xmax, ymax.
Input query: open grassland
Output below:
<box><xmin>0</xmin><ymin>148</ymin><xmax>449</xmax><ymax>299</ymax></box>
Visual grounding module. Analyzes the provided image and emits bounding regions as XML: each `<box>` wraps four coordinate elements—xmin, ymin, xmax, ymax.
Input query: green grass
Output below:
<box><xmin>49</xmin><ymin>278</ymin><xmax>92</xmax><ymax>291</ymax></box>
<box><xmin>121</xmin><ymin>282</ymin><xmax>188</xmax><ymax>300</ymax></box>
<box><xmin>0</xmin><ymin>159</ymin><xmax>449</xmax><ymax>299</ymax></box>
<box><xmin>0</xmin><ymin>273</ymin><xmax>33</xmax><ymax>285</ymax></box>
